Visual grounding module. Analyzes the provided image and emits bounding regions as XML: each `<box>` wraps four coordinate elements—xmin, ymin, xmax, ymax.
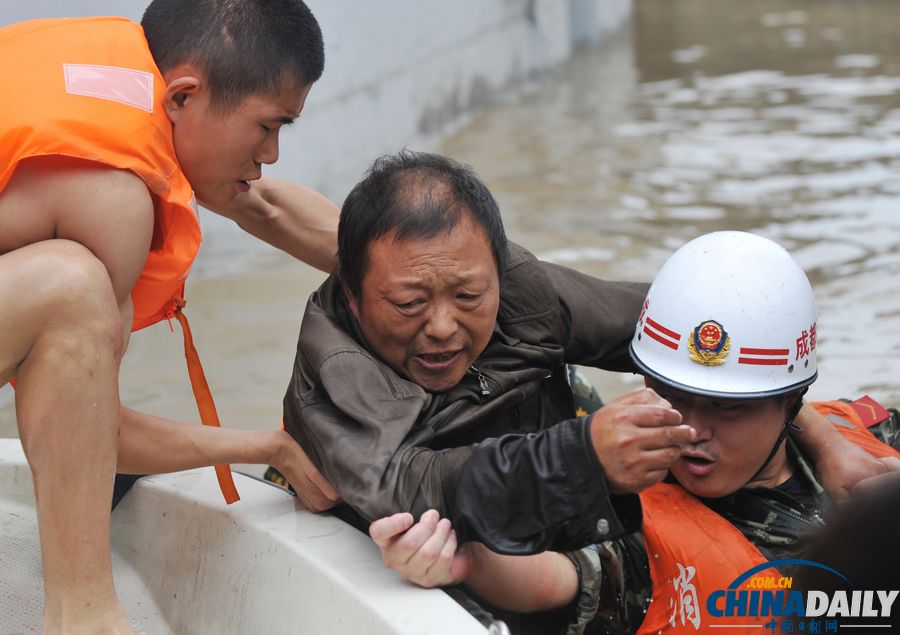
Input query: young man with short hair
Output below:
<box><xmin>0</xmin><ymin>2</ymin><xmax>338</xmax><ymax>631</ymax></box>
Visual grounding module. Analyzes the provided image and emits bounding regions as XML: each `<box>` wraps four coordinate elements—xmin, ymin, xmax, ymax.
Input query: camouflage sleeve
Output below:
<box><xmin>562</xmin><ymin>533</ymin><xmax>653</xmax><ymax>635</ymax></box>
<box><xmin>869</xmin><ymin>407</ymin><xmax>900</xmax><ymax>450</ymax></box>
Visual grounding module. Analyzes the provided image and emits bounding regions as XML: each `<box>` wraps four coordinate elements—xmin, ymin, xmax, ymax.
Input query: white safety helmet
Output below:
<box><xmin>630</xmin><ymin>231</ymin><xmax>817</xmax><ymax>399</ymax></box>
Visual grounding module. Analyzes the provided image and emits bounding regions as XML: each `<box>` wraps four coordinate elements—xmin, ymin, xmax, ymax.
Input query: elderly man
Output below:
<box><xmin>284</xmin><ymin>150</ymin><xmax>687</xmax><ymax>554</ymax></box>
<box><xmin>283</xmin><ymin>151</ymin><xmax>882</xmax><ymax>559</ymax></box>
<box><xmin>371</xmin><ymin>232</ymin><xmax>900</xmax><ymax>634</ymax></box>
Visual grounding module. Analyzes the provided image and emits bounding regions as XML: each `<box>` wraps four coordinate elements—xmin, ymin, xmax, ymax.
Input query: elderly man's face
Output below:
<box><xmin>645</xmin><ymin>378</ymin><xmax>792</xmax><ymax>498</ymax></box>
<box><xmin>347</xmin><ymin>213</ymin><xmax>500</xmax><ymax>393</ymax></box>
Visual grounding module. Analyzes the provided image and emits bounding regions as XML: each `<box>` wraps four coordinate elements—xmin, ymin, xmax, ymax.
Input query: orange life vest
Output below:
<box><xmin>637</xmin><ymin>399</ymin><xmax>899</xmax><ymax>634</ymax></box>
<box><xmin>0</xmin><ymin>17</ymin><xmax>237</xmax><ymax>502</ymax></box>
<box><xmin>0</xmin><ymin>16</ymin><xmax>200</xmax><ymax>331</ymax></box>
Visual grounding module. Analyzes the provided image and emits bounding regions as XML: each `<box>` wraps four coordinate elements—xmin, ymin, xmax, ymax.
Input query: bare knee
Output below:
<box><xmin>20</xmin><ymin>240</ymin><xmax>124</xmax><ymax>359</ymax></box>
<box><xmin>14</xmin><ymin>242</ymin><xmax>125</xmax><ymax>462</ymax></box>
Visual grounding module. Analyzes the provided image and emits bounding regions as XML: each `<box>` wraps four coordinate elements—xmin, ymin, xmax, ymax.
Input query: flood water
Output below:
<box><xmin>2</xmin><ymin>0</ymin><xmax>899</xmax><ymax>446</ymax></box>
<box><xmin>441</xmin><ymin>0</ymin><xmax>900</xmax><ymax>406</ymax></box>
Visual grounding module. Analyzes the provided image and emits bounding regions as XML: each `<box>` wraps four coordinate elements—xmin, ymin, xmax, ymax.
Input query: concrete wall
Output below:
<box><xmin>1</xmin><ymin>0</ymin><xmax>632</xmax><ymax>199</ymax></box>
<box><xmin>262</xmin><ymin>0</ymin><xmax>634</xmax><ymax>198</ymax></box>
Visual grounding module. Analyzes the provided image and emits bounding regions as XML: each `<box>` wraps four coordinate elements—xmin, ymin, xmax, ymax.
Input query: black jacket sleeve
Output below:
<box><xmin>540</xmin><ymin>260</ymin><xmax>649</xmax><ymax>371</ymax></box>
<box><xmin>449</xmin><ymin>417</ymin><xmax>642</xmax><ymax>554</ymax></box>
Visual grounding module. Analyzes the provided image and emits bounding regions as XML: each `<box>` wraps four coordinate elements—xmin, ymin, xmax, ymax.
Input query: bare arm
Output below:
<box><xmin>203</xmin><ymin>177</ymin><xmax>338</xmax><ymax>272</ymax></box>
<box><xmin>369</xmin><ymin>511</ymin><xmax>578</xmax><ymax>612</ymax></box>
<box><xmin>465</xmin><ymin>543</ymin><xmax>578</xmax><ymax>613</ymax></box>
<box><xmin>793</xmin><ymin>402</ymin><xmax>892</xmax><ymax>498</ymax></box>
<box><xmin>3</xmin><ymin>160</ymin><xmax>340</xmax><ymax>513</ymax></box>
<box><xmin>117</xmin><ymin>406</ymin><xmax>339</xmax><ymax>511</ymax></box>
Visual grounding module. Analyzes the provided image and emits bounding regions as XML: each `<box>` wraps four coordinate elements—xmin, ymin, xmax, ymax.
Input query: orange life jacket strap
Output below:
<box><xmin>172</xmin><ymin>299</ymin><xmax>240</xmax><ymax>504</ymax></box>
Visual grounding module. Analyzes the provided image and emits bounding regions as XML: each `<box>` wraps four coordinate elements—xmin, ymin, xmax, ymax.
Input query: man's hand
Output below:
<box><xmin>269</xmin><ymin>431</ymin><xmax>340</xmax><ymax>512</ymax></box>
<box><xmin>794</xmin><ymin>403</ymin><xmax>895</xmax><ymax>500</ymax></box>
<box><xmin>815</xmin><ymin>438</ymin><xmax>894</xmax><ymax>500</ymax></box>
<box><xmin>852</xmin><ymin>457</ymin><xmax>900</xmax><ymax>494</ymax></box>
<box><xmin>589</xmin><ymin>388</ymin><xmax>694</xmax><ymax>494</ymax></box>
<box><xmin>369</xmin><ymin>510</ymin><xmax>473</xmax><ymax>588</ymax></box>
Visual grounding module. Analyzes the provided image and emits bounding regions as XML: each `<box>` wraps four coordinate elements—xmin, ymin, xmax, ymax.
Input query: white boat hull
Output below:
<box><xmin>0</xmin><ymin>439</ymin><xmax>491</xmax><ymax>634</ymax></box>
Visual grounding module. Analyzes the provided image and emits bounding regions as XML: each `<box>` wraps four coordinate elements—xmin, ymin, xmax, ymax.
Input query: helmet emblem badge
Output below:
<box><xmin>688</xmin><ymin>320</ymin><xmax>731</xmax><ymax>366</ymax></box>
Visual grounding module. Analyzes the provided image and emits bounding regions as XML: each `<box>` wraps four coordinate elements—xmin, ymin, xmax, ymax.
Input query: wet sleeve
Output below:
<box><xmin>284</xmin><ymin>349</ymin><xmax>475</xmax><ymax>522</ymax></box>
<box><xmin>868</xmin><ymin>407</ymin><xmax>900</xmax><ymax>450</ymax></box>
<box><xmin>540</xmin><ymin>261</ymin><xmax>649</xmax><ymax>371</ymax></box>
<box><xmin>287</xmin><ymin>351</ymin><xmax>640</xmax><ymax>553</ymax></box>
<box><xmin>563</xmin><ymin>532</ymin><xmax>653</xmax><ymax>634</ymax></box>
<box><xmin>449</xmin><ymin>417</ymin><xmax>642</xmax><ymax>554</ymax></box>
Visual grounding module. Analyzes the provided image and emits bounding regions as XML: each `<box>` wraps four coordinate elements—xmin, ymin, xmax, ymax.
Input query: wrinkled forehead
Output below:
<box><xmin>374</xmin><ymin>204</ymin><xmax>491</xmax><ymax>254</ymax></box>
<box><xmin>370</xmin><ymin>219</ymin><xmax>495</xmax><ymax>278</ymax></box>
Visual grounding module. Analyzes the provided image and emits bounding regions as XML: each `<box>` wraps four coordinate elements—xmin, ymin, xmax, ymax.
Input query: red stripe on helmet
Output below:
<box><xmin>739</xmin><ymin>347</ymin><xmax>789</xmax><ymax>356</ymax></box>
<box><xmin>646</xmin><ymin>317</ymin><xmax>681</xmax><ymax>340</ymax></box>
<box><xmin>738</xmin><ymin>357</ymin><xmax>788</xmax><ymax>366</ymax></box>
<box><xmin>644</xmin><ymin>325</ymin><xmax>680</xmax><ymax>350</ymax></box>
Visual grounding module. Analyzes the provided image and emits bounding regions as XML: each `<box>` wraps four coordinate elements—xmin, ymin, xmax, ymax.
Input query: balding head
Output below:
<box><xmin>338</xmin><ymin>150</ymin><xmax>508</xmax><ymax>302</ymax></box>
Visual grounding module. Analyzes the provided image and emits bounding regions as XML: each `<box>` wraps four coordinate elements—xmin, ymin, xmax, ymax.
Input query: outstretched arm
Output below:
<box><xmin>451</xmin><ymin>388</ymin><xmax>690</xmax><ymax>552</ymax></box>
<box><xmin>204</xmin><ymin>177</ymin><xmax>339</xmax><ymax>273</ymax></box>
<box><xmin>116</xmin><ymin>406</ymin><xmax>339</xmax><ymax>511</ymax></box>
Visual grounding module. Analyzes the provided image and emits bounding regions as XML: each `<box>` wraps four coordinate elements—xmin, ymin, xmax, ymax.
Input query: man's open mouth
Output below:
<box><xmin>418</xmin><ymin>351</ymin><xmax>458</xmax><ymax>363</ymax></box>
<box><xmin>682</xmin><ymin>454</ymin><xmax>716</xmax><ymax>476</ymax></box>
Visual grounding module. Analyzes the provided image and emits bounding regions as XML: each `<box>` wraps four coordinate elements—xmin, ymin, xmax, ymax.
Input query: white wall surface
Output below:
<box><xmin>1</xmin><ymin>0</ymin><xmax>631</xmax><ymax>199</ymax></box>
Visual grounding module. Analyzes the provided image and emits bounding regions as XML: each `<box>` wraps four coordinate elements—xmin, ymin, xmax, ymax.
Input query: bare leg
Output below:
<box><xmin>1</xmin><ymin>240</ymin><xmax>135</xmax><ymax>634</ymax></box>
